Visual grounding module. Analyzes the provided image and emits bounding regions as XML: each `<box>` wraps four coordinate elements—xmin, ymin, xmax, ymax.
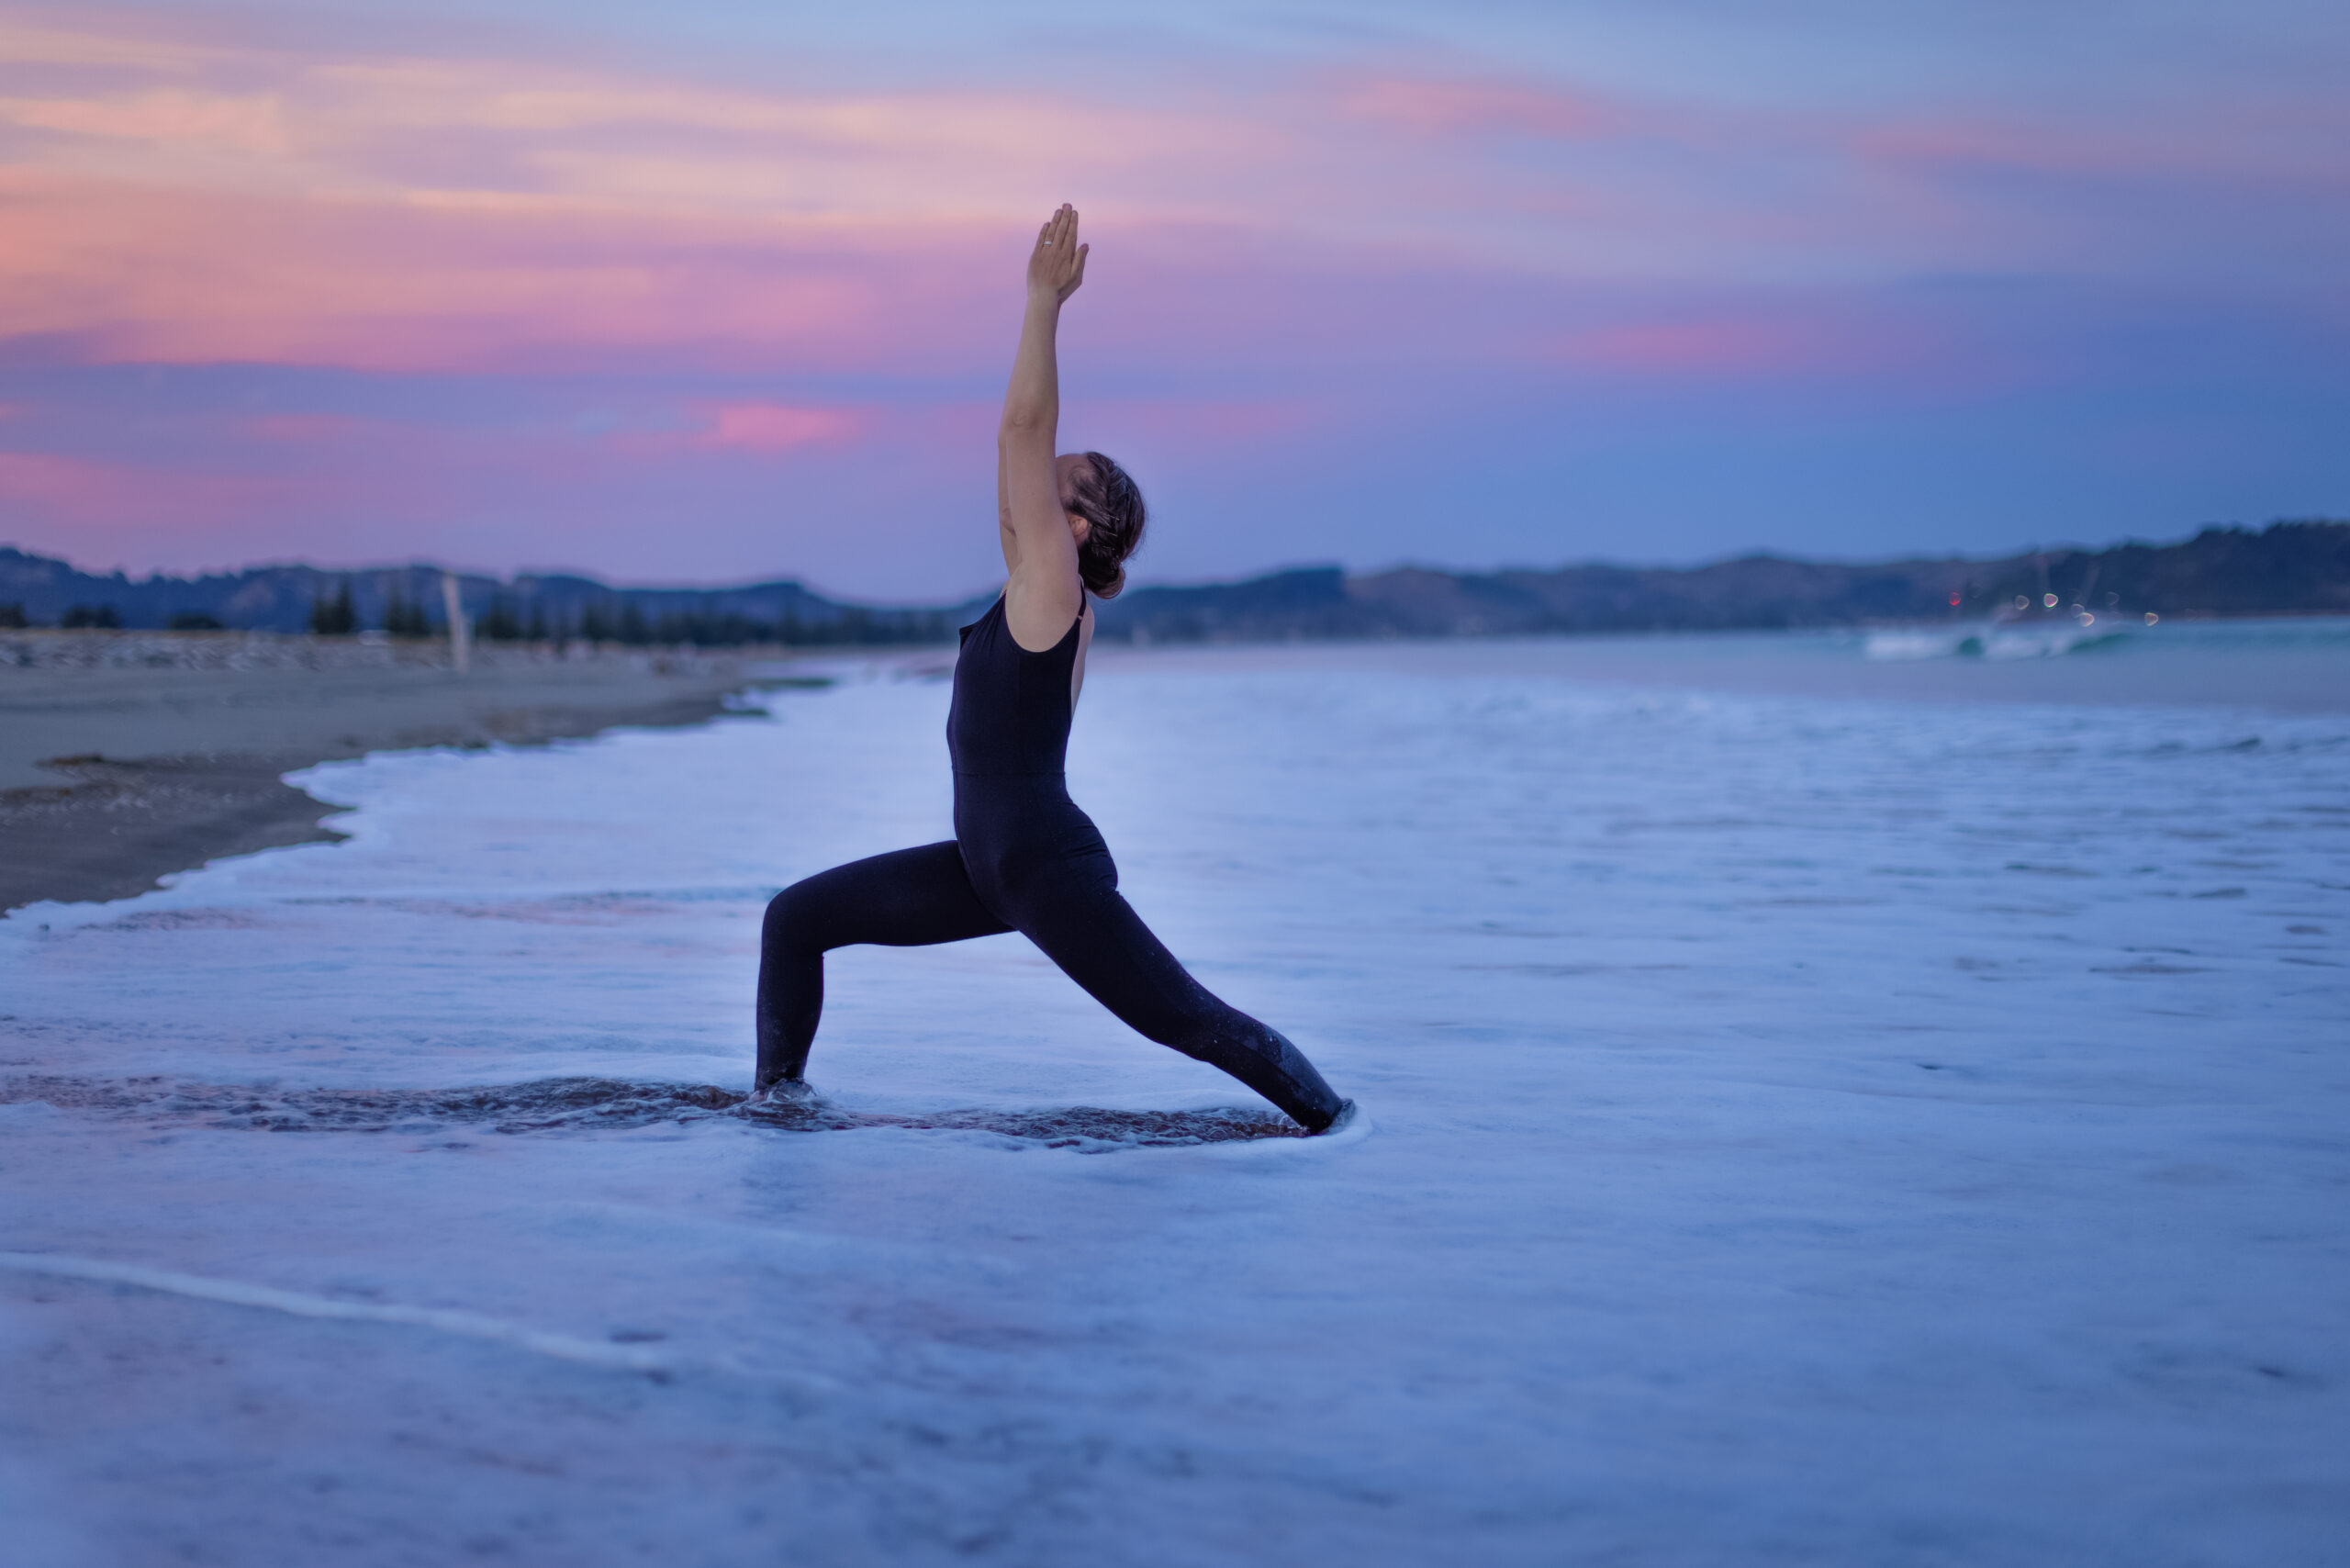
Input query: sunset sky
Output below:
<box><xmin>3</xmin><ymin>0</ymin><xmax>2345</xmax><ymax>599</ymax></box>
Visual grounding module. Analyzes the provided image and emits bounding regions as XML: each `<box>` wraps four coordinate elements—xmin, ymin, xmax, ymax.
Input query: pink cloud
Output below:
<box><xmin>1080</xmin><ymin>396</ymin><xmax>1335</xmax><ymax>450</ymax></box>
<box><xmin>1555</xmin><ymin>313</ymin><xmax>1937</xmax><ymax>382</ymax></box>
<box><xmin>5</xmin><ymin>6</ymin><xmax>2324</xmax><ymax>394</ymax></box>
<box><xmin>689</xmin><ymin>402</ymin><xmax>864</xmax><ymax>453</ymax></box>
<box><xmin>246</xmin><ymin>413</ymin><xmax>373</xmax><ymax>442</ymax></box>
<box><xmin>0</xmin><ymin>89</ymin><xmax>288</xmax><ymax>154</ymax></box>
<box><xmin>0</xmin><ymin>170</ymin><xmax>1002</xmax><ymax>375</ymax></box>
<box><xmin>0</xmin><ymin>449</ymin><xmax>292</xmax><ymax>523</ymax></box>
<box><xmin>1572</xmin><ymin>320</ymin><xmax>1817</xmax><ymax>375</ymax></box>
<box><xmin>1336</xmin><ymin>77</ymin><xmax>1606</xmax><ymax>140</ymax></box>
<box><xmin>1852</xmin><ymin>107</ymin><xmax>2350</xmax><ymax>192</ymax></box>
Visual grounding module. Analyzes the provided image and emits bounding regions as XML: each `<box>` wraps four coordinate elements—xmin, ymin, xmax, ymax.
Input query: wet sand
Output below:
<box><xmin>0</xmin><ymin>639</ymin><xmax>798</xmax><ymax>910</ymax></box>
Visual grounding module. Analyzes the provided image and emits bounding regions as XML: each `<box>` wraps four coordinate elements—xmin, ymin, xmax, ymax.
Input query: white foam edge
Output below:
<box><xmin>1191</xmin><ymin>1097</ymin><xmax>1373</xmax><ymax>1158</ymax></box>
<box><xmin>0</xmin><ymin>1250</ymin><xmax>764</xmax><ymax>1381</ymax></box>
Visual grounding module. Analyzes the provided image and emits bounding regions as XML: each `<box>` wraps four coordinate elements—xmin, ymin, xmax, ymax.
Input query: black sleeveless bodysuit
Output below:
<box><xmin>755</xmin><ymin>594</ymin><xmax>1347</xmax><ymax>1130</ymax></box>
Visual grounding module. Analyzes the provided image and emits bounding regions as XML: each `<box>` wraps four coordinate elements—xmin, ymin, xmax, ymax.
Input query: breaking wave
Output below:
<box><xmin>1863</xmin><ymin>624</ymin><xmax>2140</xmax><ymax>661</ymax></box>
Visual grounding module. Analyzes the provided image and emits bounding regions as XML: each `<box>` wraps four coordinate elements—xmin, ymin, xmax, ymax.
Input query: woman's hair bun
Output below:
<box><xmin>1068</xmin><ymin>452</ymin><xmax>1146</xmax><ymax>599</ymax></box>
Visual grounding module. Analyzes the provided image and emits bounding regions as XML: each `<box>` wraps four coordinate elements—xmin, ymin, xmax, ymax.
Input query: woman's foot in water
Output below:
<box><xmin>744</xmin><ymin>1077</ymin><xmax>823</xmax><ymax>1116</ymax></box>
<box><xmin>1313</xmin><ymin>1098</ymin><xmax>1359</xmax><ymax>1136</ymax></box>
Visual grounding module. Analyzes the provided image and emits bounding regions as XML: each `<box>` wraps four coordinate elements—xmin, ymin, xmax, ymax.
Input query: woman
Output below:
<box><xmin>755</xmin><ymin>204</ymin><xmax>1351</xmax><ymax>1133</ymax></box>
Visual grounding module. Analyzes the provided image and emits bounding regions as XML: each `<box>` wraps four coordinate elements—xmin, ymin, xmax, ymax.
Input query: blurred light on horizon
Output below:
<box><xmin>0</xmin><ymin>0</ymin><xmax>2344</xmax><ymax>597</ymax></box>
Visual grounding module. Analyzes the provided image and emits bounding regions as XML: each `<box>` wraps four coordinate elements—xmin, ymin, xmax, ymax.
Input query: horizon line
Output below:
<box><xmin>3</xmin><ymin>518</ymin><xmax>2333</xmax><ymax>606</ymax></box>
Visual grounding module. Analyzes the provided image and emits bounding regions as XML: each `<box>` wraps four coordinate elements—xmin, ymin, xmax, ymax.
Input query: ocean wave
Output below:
<box><xmin>1863</xmin><ymin>624</ymin><xmax>2139</xmax><ymax>661</ymax></box>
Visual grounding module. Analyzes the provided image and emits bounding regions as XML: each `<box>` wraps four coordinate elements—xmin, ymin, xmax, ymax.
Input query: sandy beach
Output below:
<box><xmin>0</xmin><ymin>631</ymin><xmax>813</xmax><ymax>911</ymax></box>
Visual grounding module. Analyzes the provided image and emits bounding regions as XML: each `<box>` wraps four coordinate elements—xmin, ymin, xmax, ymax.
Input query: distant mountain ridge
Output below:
<box><xmin>0</xmin><ymin>554</ymin><xmax>990</xmax><ymax>644</ymax></box>
<box><xmin>1095</xmin><ymin>521</ymin><xmax>2350</xmax><ymax>644</ymax></box>
<box><xmin>2</xmin><ymin>521</ymin><xmax>2342</xmax><ymax>645</ymax></box>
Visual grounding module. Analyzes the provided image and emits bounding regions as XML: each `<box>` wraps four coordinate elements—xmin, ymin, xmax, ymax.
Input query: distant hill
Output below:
<box><xmin>1092</xmin><ymin>520</ymin><xmax>2350</xmax><ymax>644</ymax></box>
<box><xmin>0</xmin><ymin>554</ymin><xmax>990</xmax><ymax>645</ymax></box>
<box><xmin>2</xmin><ymin>520</ymin><xmax>2342</xmax><ymax>646</ymax></box>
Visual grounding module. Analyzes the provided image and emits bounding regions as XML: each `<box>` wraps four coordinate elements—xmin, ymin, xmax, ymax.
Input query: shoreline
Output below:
<box><xmin>10</xmin><ymin>618</ymin><xmax>2344</xmax><ymax>913</ymax></box>
<box><xmin>0</xmin><ymin>643</ymin><xmax>801</xmax><ymax>912</ymax></box>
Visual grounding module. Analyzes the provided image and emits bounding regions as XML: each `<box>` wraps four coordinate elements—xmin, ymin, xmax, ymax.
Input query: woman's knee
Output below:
<box><xmin>763</xmin><ymin>879</ymin><xmax>827</xmax><ymax>951</ymax></box>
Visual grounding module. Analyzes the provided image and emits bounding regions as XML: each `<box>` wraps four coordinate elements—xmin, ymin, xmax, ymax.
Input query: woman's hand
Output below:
<box><xmin>1025</xmin><ymin>204</ymin><xmax>1088</xmax><ymax>306</ymax></box>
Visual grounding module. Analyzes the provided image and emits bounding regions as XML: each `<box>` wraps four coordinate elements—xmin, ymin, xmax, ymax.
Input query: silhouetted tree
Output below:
<box><xmin>310</xmin><ymin>578</ymin><xmax>357</xmax><ymax>635</ymax></box>
<box><xmin>382</xmin><ymin>587</ymin><xmax>432</xmax><ymax>637</ymax></box>
<box><xmin>62</xmin><ymin>604</ymin><xmax>121</xmax><ymax>629</ymax></box>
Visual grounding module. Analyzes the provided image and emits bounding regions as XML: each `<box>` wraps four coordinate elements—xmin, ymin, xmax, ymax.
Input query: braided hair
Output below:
<box><xmin>1066</xmin><ymin>452</ymin><xmax>1147</xmax><ymax>599</ymax></box>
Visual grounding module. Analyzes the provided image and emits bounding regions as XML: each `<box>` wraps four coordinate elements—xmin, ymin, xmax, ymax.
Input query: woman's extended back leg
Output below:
<box><xmin>1010</xmin><ymin>878</ymin><xmax>1348</xmax><ymax>1131</ymax></box>
<box><xmin>755</xmin><ymin>841</ymin><xmax>1011</xmax><ymax>1090</ymax></box>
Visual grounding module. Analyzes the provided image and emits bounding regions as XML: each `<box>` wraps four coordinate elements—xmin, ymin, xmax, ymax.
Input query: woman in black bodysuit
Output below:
<box><xmin>755</xmin><ymin>204</ymin><xmax>1350</xmax><ymax>1133</ymax></box>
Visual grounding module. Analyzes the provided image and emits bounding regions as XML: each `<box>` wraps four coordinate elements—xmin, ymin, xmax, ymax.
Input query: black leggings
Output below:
<box><xmin>755</xmin><ymin>789</ymin><xmax>1344</xmax><ymax>1128</ymax></box>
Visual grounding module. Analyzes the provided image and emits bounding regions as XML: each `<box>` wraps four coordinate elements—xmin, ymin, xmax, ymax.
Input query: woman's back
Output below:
<box><xmin>946</xmin><ymin>597</ymin><xmax>1084</xmax><ymax>779</ymax></box>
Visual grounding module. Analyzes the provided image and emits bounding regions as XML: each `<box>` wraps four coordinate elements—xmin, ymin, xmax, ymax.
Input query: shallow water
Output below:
<box><xmin>3</xmin><ymin>625</ymin><xmax>2346</xmax><ymax>1565</ymax></box>
<box><xmin>1087</xmin><ymin>612</ymin><xmax>2350</xmax><ymax>713</ymax></box>
<box><xmin>0</xmin><ymin>1074</ymin><xmax>1303</xmax><ymax>1147</ymax></box>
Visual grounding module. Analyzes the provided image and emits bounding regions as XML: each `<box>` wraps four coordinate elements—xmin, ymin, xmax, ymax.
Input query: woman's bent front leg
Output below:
<box><xmin>755</xmin><ymin>842</ymin><xmax>1010</xmax><ymax>1090</ymax></box>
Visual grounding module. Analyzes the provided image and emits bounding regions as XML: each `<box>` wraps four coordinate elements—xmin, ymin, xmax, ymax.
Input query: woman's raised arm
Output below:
<box><xmin>997</xmin><ymin>204</ymin><xmax>1090</xmax><ymax>650</ymax></box>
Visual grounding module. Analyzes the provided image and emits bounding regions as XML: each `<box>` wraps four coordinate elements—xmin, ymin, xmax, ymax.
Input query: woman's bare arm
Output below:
<box><xmin>997</xmin><ymin>204</ymin><xmax>1089</xmax><ymax>651</ymax></box>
